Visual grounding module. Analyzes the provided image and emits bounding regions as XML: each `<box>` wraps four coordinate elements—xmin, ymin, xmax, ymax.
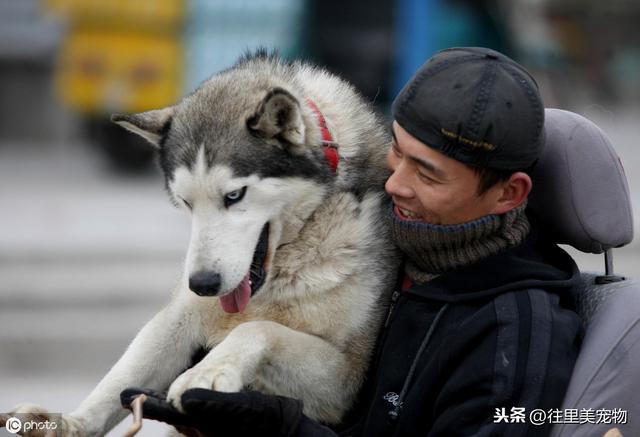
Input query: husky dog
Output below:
<box><xmin>3</xmin><ymin>51</ymin><xmax>398</xmax><ymax>436</ymax></box>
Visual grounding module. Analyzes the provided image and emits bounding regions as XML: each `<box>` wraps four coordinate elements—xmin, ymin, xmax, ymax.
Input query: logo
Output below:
<box><xmin>2</xmin><ymin>415</ymin><xmax>59</xmax><ymax>434</ymax></box>
<box><xmin>383</xmin><ymin>392</ymin><xmax>404</xmax><ymax>408</ymax></box>
<box><xmin>5</xmin><ymin>417</ymin><xmax>21</xmax><ymax>434</ymax></box>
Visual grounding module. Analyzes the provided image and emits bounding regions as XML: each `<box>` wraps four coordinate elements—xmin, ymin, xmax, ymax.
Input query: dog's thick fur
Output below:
<box><xmin>5</xmin><ymin>51</ymin><xmax>399</xmax><ymax>436</ymax></box>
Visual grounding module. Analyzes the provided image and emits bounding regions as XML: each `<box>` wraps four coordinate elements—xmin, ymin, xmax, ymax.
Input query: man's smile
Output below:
<box><xmin>393</xmin><ymin>203</ymin><xmax>423</xmax><ymax>221</ymax></box>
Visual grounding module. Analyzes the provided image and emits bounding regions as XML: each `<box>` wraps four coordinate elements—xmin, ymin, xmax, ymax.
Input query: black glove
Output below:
<box><xmin>121</xmin><ymin>387</ymin><xmax>306</xmax><ymax>437</ymax></box>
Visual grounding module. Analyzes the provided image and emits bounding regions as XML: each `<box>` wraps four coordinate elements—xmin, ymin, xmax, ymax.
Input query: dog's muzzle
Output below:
<box><xmin>187</xmin><ymin>223</ymin><xmax>270</xmax><ymax>299</ymax></box>
<box><xmin>189</xmin><ymin>271</ymin><xmax>222</xmax><ymax>296</ymax></box>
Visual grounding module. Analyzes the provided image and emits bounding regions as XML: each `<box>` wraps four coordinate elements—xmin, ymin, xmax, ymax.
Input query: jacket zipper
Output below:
<box><xmin>384</xmin><ymin>290</ymin><xmax>401</xmax><ymax>328</ymax></box>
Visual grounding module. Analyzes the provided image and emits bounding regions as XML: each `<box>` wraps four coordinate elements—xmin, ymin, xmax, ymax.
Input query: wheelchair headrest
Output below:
<box><xmin>528</xmin><ymin>108</ymin><xmax>633</xmax><ymax>254</ymax></box>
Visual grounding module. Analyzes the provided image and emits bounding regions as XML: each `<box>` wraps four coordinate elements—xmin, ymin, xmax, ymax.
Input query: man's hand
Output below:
<box><xmin>120</xmin><ymin>387</ymin><xmax>305</xmax><ymax>437</ymax></box>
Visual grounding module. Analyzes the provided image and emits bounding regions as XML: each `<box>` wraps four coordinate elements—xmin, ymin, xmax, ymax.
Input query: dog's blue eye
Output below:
<box><xmin>224</xmin><ymin>186</ymin><xmax>247</xmax><ymax>207</ymax></box>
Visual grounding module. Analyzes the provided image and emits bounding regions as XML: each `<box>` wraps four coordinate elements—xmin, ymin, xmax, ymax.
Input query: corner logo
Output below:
<box><xmin>5</xmin><ymin>417</ymin><xmax>21</xmax><ymax>434</ymax></box>
<box><xmin>2</xmin><ymin>415</ymin><xmax>58</xmax><ymax>434</ymax></box>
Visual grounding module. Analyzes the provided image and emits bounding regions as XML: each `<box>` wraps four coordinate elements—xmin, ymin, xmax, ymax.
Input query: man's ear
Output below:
<box><xmin>491</xmin><ymin>172</ymin><xmax>532</xmax><ymax>215</ymax></box>
<box><xmin>247</xmin><ymin>88</ymin><xmax>305</xmax><ymax>152</ymax></box>
<box><xmin>111</xmin><ymin>106</ymin><xmax>174</xmax><ymax>148</ymax></box>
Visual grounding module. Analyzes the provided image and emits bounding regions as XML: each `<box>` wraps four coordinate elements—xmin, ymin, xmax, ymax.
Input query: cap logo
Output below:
<box><xmin>440</xmin><ymin>128</ymin><xmax>496</xmax><ymax>151</ymax></box>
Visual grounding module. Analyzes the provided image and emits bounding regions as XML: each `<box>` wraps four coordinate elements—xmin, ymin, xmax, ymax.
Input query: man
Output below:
<box><xmin>122</xmin><ymin>47</ymin><xmax>581</xmax><ymax>436</ymax></box>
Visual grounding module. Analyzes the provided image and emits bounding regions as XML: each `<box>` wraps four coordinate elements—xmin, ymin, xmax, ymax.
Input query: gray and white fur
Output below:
<box><xmin>6</xmin><ymin>51</ymin><xmax>399</xmax><ymax>436</ymax></box>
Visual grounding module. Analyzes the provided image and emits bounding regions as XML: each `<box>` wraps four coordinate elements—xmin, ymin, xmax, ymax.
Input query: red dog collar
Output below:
<box><xmin>306</xmin><ymin>98</ymin><xmax>339</xmax><ymax>173</ymax></box>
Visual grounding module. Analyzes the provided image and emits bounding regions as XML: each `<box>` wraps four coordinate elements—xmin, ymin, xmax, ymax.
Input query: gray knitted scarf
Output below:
<box><xmin>389</xmin><ymin>202</ymin><xmax>531</xmax><ymax>284</ymax></box>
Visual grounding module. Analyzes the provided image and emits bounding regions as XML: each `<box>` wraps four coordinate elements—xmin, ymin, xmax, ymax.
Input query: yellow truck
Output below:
<box><xmin>45</xmin><ymin>0</ymin><xmax>185</xmax><ymax>170</ymax></box>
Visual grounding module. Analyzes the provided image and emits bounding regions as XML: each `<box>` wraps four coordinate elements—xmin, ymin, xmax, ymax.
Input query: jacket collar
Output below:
<box><xmin>404</xmin><ymin>224</ymin><xmax>580</xmax><ymax>303</ymax></box>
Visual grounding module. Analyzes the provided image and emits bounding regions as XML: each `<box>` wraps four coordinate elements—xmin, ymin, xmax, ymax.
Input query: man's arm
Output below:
<box><xmin>121</xmin><ymin>388</ymin><xmax>338</xmax><ymax>437</ymax></box>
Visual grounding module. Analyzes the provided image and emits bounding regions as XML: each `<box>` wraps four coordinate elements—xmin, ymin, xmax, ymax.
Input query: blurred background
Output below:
<box><xmin>0</xmin><ymin>0</ymin><xmax>638</xmax><ymax>435</ymax></box>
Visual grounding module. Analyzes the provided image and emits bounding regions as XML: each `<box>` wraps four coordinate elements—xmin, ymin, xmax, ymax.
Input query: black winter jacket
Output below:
<box><xmin>301</xmin><ymin>227</ymin><xmax>582</xmax><ymax>437</ymax></box>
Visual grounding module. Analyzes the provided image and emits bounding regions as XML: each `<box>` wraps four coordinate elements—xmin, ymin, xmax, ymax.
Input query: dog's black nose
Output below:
<box><xmin>189</xmin><ymin>271</ymin><xmax>222</xmax><ymax>296</ymax></box>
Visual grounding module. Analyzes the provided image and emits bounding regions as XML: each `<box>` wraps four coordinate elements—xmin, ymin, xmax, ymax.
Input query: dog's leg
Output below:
<box><xmin>167</xmin><ymin>320</ymin><xmax>362</xmax><ymax>424</ymax></box>
<box><xmin>7</xmin><ymin>297</ymin><xmax>202</xmax><ymax>437</ymax></box>
<box><xmin>70</xmin><ymin>303</ymin><xmax>201</xmax><ymax>435</ymax></box>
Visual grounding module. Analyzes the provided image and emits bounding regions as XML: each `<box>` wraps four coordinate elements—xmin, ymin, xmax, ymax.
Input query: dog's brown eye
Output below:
<box><xmin>224</xmin><ymin>186</ymin><xmax>247</xmax><ymax>208</ymax></box>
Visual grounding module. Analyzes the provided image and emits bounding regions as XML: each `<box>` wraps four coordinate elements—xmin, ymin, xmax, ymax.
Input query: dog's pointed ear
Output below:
<box><xmin>247</xmin><ymin>88</ymin><xmax>305</xmax><ymax>151</ymax></box>
<box><xmin>111</xmin><ymin>107</ymin><xmax>174</xmax><ymax>148</ymax></box>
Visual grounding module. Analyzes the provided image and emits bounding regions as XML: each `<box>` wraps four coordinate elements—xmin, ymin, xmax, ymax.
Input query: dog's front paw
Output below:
<box><xmin>0</xmin><ymin>403</ymin><xmax>87</xmax><ymax>436</ymax></box>
<box><xmin>208</xmin><ymin>365</ymin><xmax>244</xmax><ymax>393</ymax></box>
<box><xmin>167</xmin><ymin>364</ymin><xmax>244</xmax><ymax>411</ymax></box>
<box><xmin>167</xmin><ymin>367</ymin><xmax>214</xmax><ymax>412</ymax></box>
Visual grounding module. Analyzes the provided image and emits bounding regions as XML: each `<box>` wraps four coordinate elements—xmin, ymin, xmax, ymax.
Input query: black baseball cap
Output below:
<box><xmin>392</xmin><ymin>47</ymin><xmax>545</xmax><ymax>170</ymax></box>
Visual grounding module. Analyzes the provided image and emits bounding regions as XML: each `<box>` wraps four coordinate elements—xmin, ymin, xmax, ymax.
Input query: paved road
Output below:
<box><xmin>0</xmin><ymin>143</ymin><xmax>184</xmax><ymax>435</ymax></box>
<box><xmin>0</xmin><ymin>108</ymin><xmax>638</xmax><ymax>435</ymax></box>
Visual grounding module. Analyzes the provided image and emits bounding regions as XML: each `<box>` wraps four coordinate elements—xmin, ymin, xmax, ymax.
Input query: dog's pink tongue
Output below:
<box><xmin>219</xmin><ymin>272</ymin><xmax>251</xmax><ymax>313</ymax></box>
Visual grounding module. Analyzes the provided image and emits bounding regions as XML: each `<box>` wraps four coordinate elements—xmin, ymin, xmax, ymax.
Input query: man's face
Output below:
<box><xmin>385</xmin><ymin>121</ymin><xmax>506</xmax><ymax>225</ymax></box>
